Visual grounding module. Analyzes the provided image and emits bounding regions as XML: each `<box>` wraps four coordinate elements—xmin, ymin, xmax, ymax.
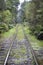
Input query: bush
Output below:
<box><xmin>0</xmin><ymin>11</ymin><xmax>3</xmax><ymax>22</ymax></box>
<box><xmin>8</xmin><ymin>24</ymin><xmax>14</xmax><ymax>29</ymax></box>
<box><xmin>2</xmin><ymin>10</ymin><xmax>12</xmax><ymax>24</ymax></box>
<box><xmin>0</xmin><ymin>23</ymin><xmax>9</xmax><ymax>33</ymax></box>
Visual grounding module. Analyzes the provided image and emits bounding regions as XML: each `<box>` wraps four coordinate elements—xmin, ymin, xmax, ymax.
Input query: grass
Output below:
<box><xmin>24</xmin><ymin>24</ymin><xmax>43</xmax><ymax>50</ymax></box>
<box><xmin>17</xmin><ymin>24</ymin><xmax>24</xmax><ymax>40</ymax></box>
<box><xmin>0</xmin><ymin>27</ymin><xmax>16</xmax><ymax>40</ymax></box>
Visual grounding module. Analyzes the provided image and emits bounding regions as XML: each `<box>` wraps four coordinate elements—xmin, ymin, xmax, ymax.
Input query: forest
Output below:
<box><xmin>0</xmin><ymin>0</ymin><xmax>19</xmax><ymax>33</ymax></box>
<box><xmin>0</xmin><ymin>0</ymin><xmax>43</xmax><ymax>65</ymax></box>
<box><xmin>0</xmin><ymin>0</ymin><xmax>43</xmax><ymax>40</ymax></box>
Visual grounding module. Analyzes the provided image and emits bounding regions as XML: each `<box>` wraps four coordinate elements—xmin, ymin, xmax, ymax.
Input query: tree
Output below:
<box><xmin>0</xmin><ymin>0</ymin><xmax>6</xmax><ymax>10</ymax></box>
<box><xmin>21</xmin><ymin>0</ymin><xmax>43</xmax><ymax>35</ymax></box>
<box><xmin>0</xmin><ymin>0</ymin><xmax>19</xmax><ymax>33</ymax></box>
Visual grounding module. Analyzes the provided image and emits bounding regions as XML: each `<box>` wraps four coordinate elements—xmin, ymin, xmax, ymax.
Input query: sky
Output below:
<box><xmin>19</xmin><ymin>0</ymin><xmax>30</xmax><ymax>4</ymax></box>
<box><xmin>19</xmin><ymin>0</ymin><xmax>24</xmax><ymax>4</ymax></box>
<box><xmin>18</xmin><ymin>0</ymin><xmax>30</xmax><ymax>10</ymax></box>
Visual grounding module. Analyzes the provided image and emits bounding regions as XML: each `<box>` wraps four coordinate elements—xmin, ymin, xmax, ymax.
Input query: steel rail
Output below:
<box><xmin>4</xmin><ymin>23</ymin><xmax>39</xmax><ymax>65</ymax></box>
<box><xmin>4</xmin><ymin>25</ymin><xmax>18</xmax><ymax>65</ymax></box>
<box><xmin>22</xmin><ymin>24</ymin><xmax>39</xmax><ymax>65</ymax></box>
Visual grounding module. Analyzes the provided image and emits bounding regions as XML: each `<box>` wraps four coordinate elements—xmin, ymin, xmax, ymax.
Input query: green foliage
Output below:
<box><xmin>0</xmin><ymin>0</ymin><xmax>19</xmax><ymax>33</ymax></box>
<box><xmin>0</xmin><ymin>11</ymin><xmax>2</xmax><ymax>22</ymax></box>
<box><xmin>0</xmin><ymin>10</ymin><xmax>12</xmax><ymax>33</ymax></box>
<box><xmin>6</xmin><ymin>0</ymin><xmax>19</xmax><ymax>8</ymax></box>
<box><xmin>0</xmin><ymin>23</ymin><xmax>8</xmax><ymax>33</ymax></box>
<box><xmin>22</xmin><ymin>1</ymin><xmax>43</xmax><ymax>35</ymax></box>
<box><xmin>0</xmin><ymin>0</ymin><xmax>6</xmax><ymax>10</ymax></box>
<box><xmin>2</xmin><ymin>10</ymin><xmax>12</xmax><ymax>24</ymax></box>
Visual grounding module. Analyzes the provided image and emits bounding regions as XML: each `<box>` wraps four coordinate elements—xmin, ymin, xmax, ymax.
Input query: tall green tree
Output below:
<box><xmin>0</xmin><ymin>0</ymin><xmax>19</xmax><ymax>33</ymax></box>
<box><xmin>21</xmin><ymin>0</ymin><xmax>43</xmax><ymax>34</ymax></box>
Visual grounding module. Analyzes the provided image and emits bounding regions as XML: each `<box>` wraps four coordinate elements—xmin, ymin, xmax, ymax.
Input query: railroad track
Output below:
<box><xmin>0</xmin><ymin>25</ymin><xmax>17</xmax><ymax>65</ymax></box>
<box><xmin>0</xmin><ymin>24</ymin><xmax>39</xmax><ymax>65</ymax></box>
<box><xmin>21</xmin><ymin>24</ymin><xmax>39</xmax><ymax>65</ymax></box>
<box><xmin>5</xmin><ymin>24</ymin><xmax>34</xmax><ymax>65</ymax></box>
<box><xmin>0</xmin><ymin>38</ymin><xmax>14</xmax><ymax>65</ymax></box>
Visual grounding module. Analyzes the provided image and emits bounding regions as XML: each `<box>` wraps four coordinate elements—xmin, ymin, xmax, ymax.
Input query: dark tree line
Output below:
<box><xmin>21</xmin><ymin>0</ymin><xmax>43</xmax><ymax>37</ymax></box>
<box><xmin>0</xmin><ymin>0</ymin><xmax>19</xmax><ymax>33</ymax></box>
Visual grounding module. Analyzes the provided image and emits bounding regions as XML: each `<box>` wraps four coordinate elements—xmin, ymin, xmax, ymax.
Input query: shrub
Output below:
<box><xmin>0</xmin><ymin>23</ymin><xmax>9</xmax><ymax>33</ymax></box>
<box><xmin>2</xmin><ymin>10</ymin><xmax>12</xmax><ymax>24</ymax></box>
